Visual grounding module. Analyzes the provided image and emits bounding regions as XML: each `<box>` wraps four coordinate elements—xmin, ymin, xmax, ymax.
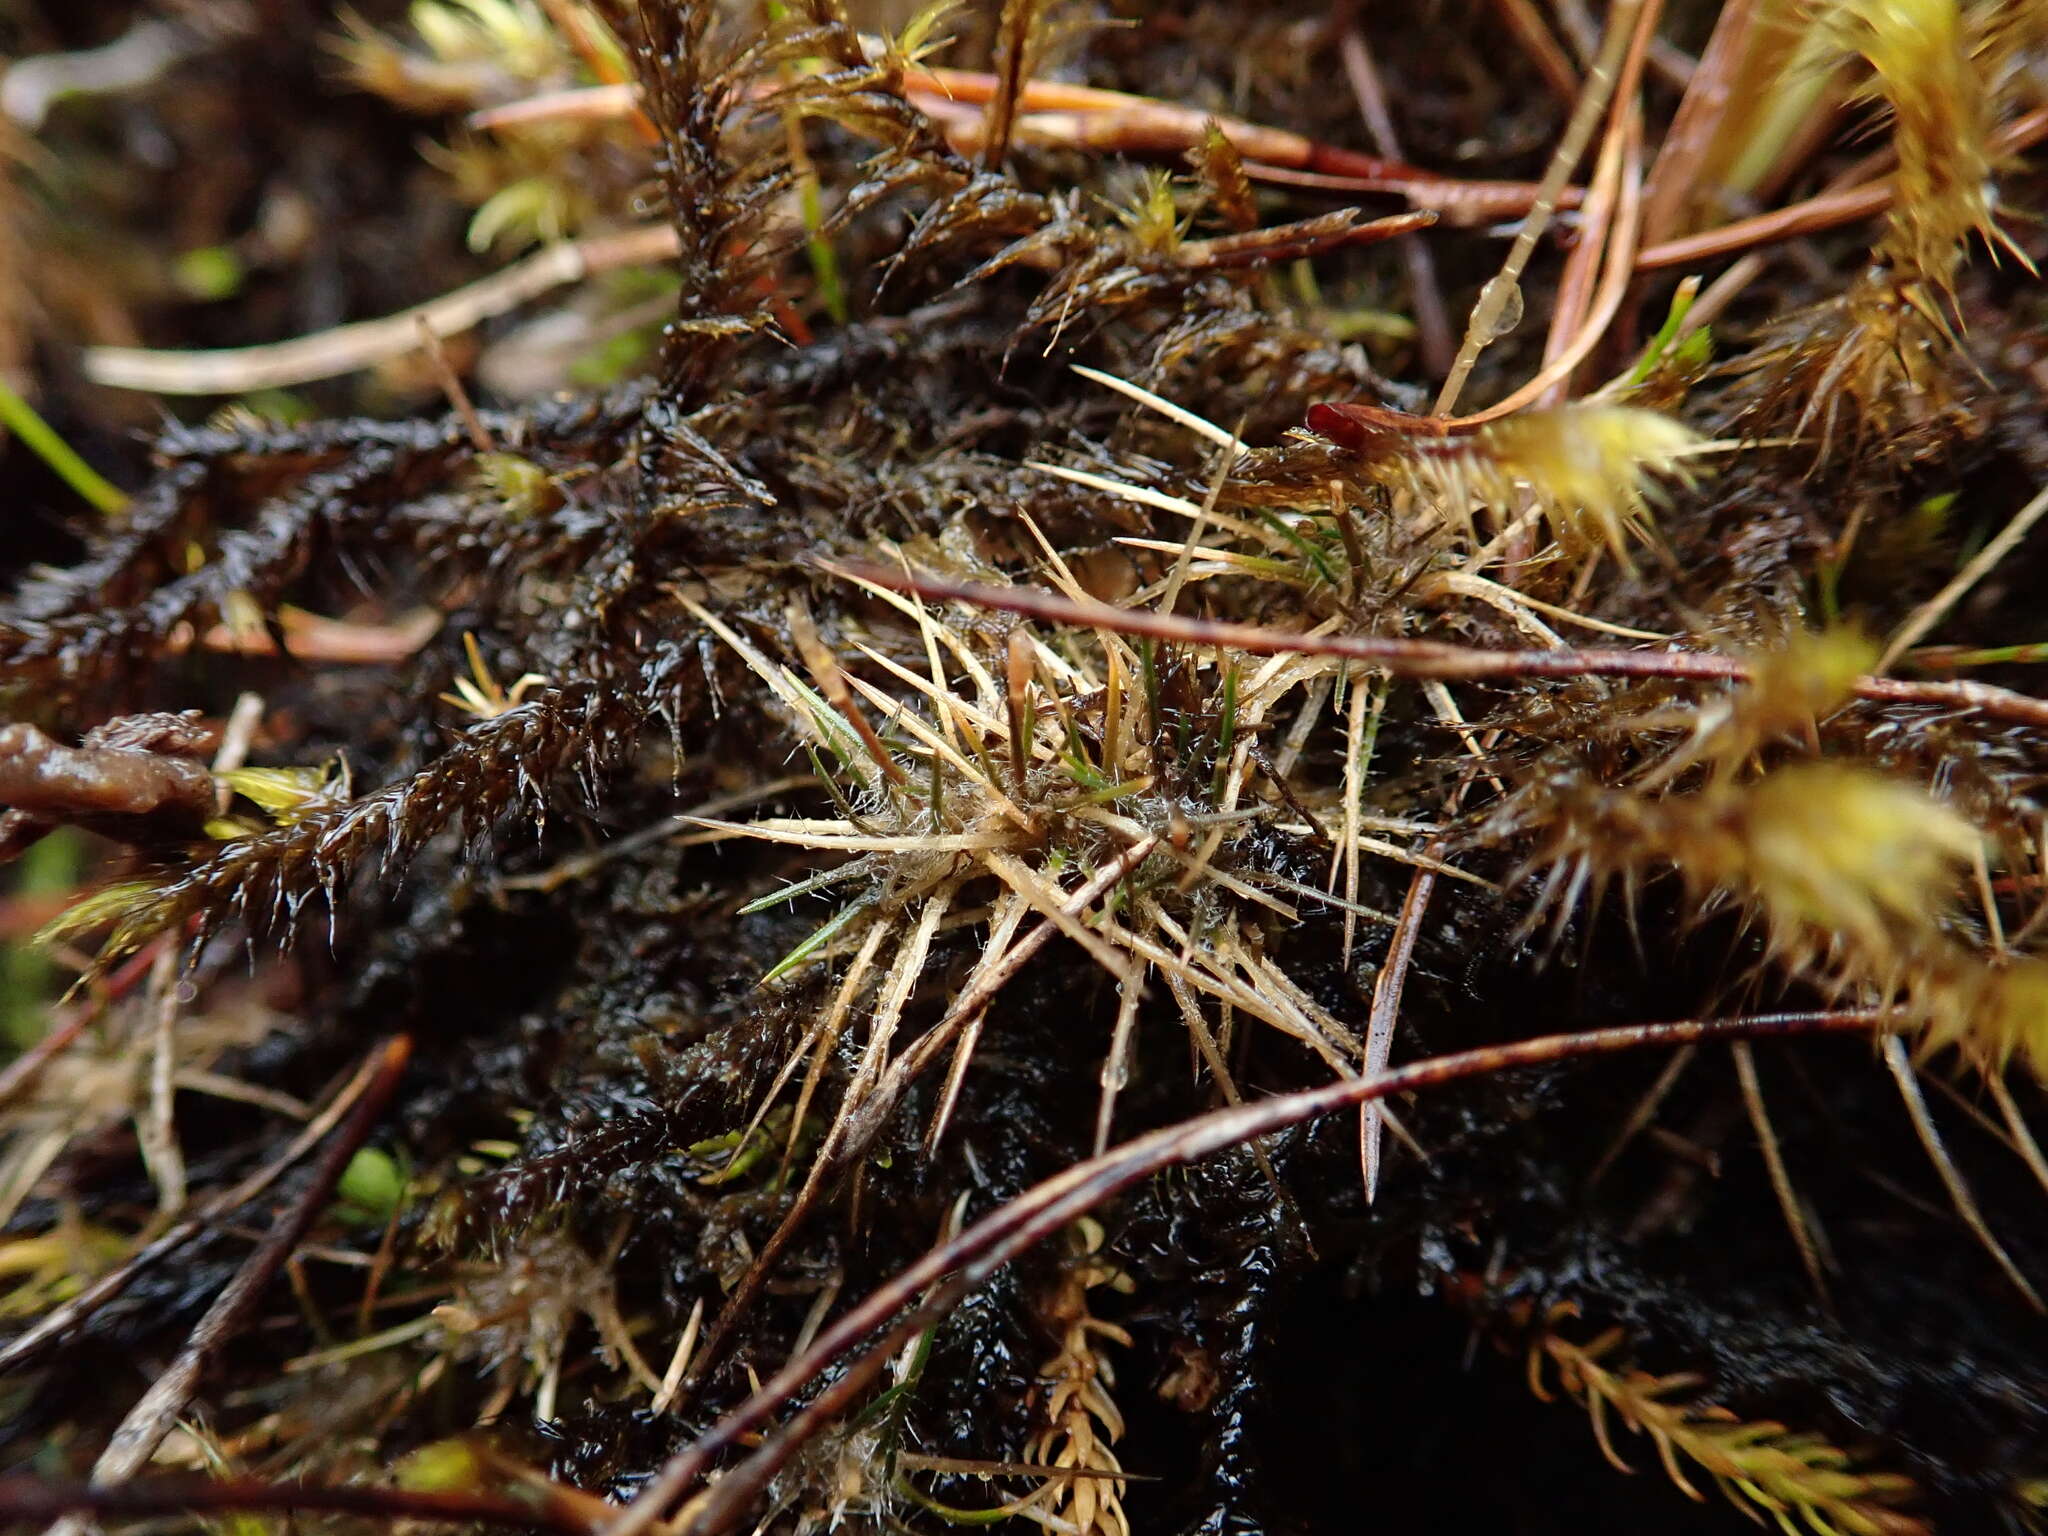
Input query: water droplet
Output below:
<box><xmin>1479</xmin><ymin>276</ymin><xmax>1524</xmax><ymax>341</ymax></box>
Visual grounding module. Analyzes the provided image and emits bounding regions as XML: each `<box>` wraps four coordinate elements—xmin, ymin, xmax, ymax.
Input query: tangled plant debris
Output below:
<box><xmin>1</xmin><ymin>0</ymin><xmax>2047</xmax><ymax>1532</ymax></box>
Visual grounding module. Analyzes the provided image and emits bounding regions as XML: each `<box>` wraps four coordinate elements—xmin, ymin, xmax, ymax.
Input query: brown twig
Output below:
<box><xmin>835</xmin><ymin>565</ymin><xmax>2048</xmax><ymax>732</ymax></box>
<box><xmin>1637</xmin><ymin>0</ymin><xmax>1756</xmax><ymax>246</ymax></box>
<box><xmin>1638</xmin><ymin>180</ymin><xmax>1893</xmax><ymax>271</ymax></box>
<box><xmin>470</xmin><ymin>76</ymin><xmax>1579</xmax><ymax>224</ymax></box>
<box><xmin>1852</xmin><ymin>675</ymin><xmax>2048</xmax><ymax>731</ymax></box>
<box><xmin>911</xmin><ymin>66</ymin><xmax>1422</xmax><ymax>184</ymax></box>
<box><xmin>0</xmin><ymin>1037</ymin><xmax>404</xmax><ymax>1374</ymax></box>
<box><xmin>53</xmin><ymin>1035</ymin><xmax>412</xmax><ymax>1518</ymax></box>
<box><xmin>1337</xmin><ymin>28</ymin><xmax>1454</xmax><ymax>376</ymax></box>
<box><xmin>599</xmin><ymin>1011</ymin><xmax>1879</xmax><ymax>1536</ymax></box>
<box><xmin>1635</xmin><ymin>105</ymin><xmax>2048</xmax><ymax>271</ymax></box>
<box><xmin>83</xmin><ymin>225</ymin><xmax>682</xmax><ymax>394</ymax></box>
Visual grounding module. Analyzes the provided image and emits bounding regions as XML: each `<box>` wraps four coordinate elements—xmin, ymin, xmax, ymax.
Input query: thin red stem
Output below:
<box><xmin>604</xmin><ymin>1011</ymin><xmax>1879</xmax><ymax>1536</ymax></box>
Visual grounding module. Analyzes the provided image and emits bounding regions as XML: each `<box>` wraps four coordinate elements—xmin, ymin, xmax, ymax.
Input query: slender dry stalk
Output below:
<box><xmin>600</xmin><ymin>1010</ymin><xmax>1881</xmax><ymax>1536</ymax></box>
<box><xmin>839</xmin><ymin>563</ymin><xmax>2048</xmax><ymax>731</ymax></box>
<box><xmin>1435</xmin><ymin>0</ymin><xmax>1658</xmax><ymax>413</ymax></box>
<box><xmin>47</xmin><ymin>1035</ymin><xmax>412</xmax><ymax>1536</ymax></box>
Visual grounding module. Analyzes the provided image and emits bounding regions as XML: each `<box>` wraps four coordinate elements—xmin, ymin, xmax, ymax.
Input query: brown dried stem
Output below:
<box><xmin>840</xmin><ymin>565</ymin><xmax>2048</xmax><ymax>732</ymax></box>
<box><xmin>51</xmin><ymin>1035</ymin><xmax>413</xmax><ymax>1522</ymax></box>
<box><xmin>601</xmin><ymin>1011</ymin><xmax>1879</xmax><ymax>1536</ymax></box>
<box><xmin>0</xmin><ymin>1037</ymin><xmax>407</xmax><ymax>1374</ymax></box>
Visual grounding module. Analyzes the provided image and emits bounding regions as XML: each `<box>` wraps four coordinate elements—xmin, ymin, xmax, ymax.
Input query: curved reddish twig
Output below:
<box><xmin>834</xmin><ymin>565</ymin><xmax>2048</xmax><ymax>733</ymax></box>
<box><xmin>603</xmin><ymin>1010</ymin><xmax>1879</xmax><ymax>1536</ymax></box>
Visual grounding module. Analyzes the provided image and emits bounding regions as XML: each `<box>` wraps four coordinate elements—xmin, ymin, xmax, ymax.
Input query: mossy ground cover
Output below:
<box><xmin>1</xmin><ymin>1</ymin><xmax>2047</xmax><ymax>1532</ymax></box>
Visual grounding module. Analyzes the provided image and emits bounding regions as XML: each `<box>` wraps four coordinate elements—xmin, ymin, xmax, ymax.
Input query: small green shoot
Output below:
<box><xmin>1620</xmin><ymin>274</ymin><xmax>1709</xmax><ymax>390</ymax></box>
<box><xmin>1</xmin><ymin>830</ymin><xmax>82</xmax><ymax>1051</ymax></box>
<box><xmin>0</xmin><ymin>379</ymin><xmax>126</xmax><ymax>515</ymax></box>
<box><xmin>761</xmin><ymin>899</ymin><xmax>874</xmax><ymax>986</ymax></box>
<box><xmin>172</xmin><ymin>246</ymin><xmax>245</xmax><ymax>302</ymax></box>
<box><xmin>738</xmin><ymin>860</ymin><xmax>874</xmax><ymax>915</ymax></box>
<box><xmin>332</xmin><ymin>1145</ymin><xmax>410</xmax><ymax>1226</ymax></box>
<box><xmin>1210</xmin><ymin>663</ymin><xmax>1239</xmax><ymax>799</ymax></box>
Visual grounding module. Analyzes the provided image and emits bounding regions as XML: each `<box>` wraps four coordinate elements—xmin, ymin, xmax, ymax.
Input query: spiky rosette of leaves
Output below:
<box><xmin>1309</xmin><ymin>402</ymin><xmax>1704</xmax><ymax>572</ymax></box>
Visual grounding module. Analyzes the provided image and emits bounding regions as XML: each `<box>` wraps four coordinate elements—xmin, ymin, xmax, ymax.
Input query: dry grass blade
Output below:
<box><xmin>1731</xmin><ymin>1039</ymin><xmax>1831</xmax><ymax>1305</ymax></box>
<box><xmin>84</xmin><ymin>224</ymin><xmax>680</xmax><ymax>393</ymax></box>
<box><xmin>1878</xmin><ymin>483</ymin><xmax>2048</xmax><ymax>672</ymax></box>
<box><xmin>1361</xmin><ymin>865</ymin><xmax>1432</xmax><ymax>1203</ymax></box>
<box><xmin>925</xmin><ymin>839</ymin><xmax>1159</xmax><ymax>1152</ymax></box>
<box><xmin>1881</xmin><ymin>1037</ymin><xmax>2043</xmax><ymax>1311</ymax></box>
<box><xmin>1435</xmin><ymin>0</ymin><xmax>1656</xmax><ymax>412</ymax></box>
<box><xmin>47</xmin><ymin>1034</ymin><xmax>411</xmax><ymax>1536</ymax></box>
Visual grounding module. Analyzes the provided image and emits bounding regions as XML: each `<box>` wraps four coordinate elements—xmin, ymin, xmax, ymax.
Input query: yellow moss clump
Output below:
<box><xmin>1932</xmin><ymin>957</ymin><xmax>2048</xmax><ymax>1079</ymax></box>
<box><xmin>1345</xmin><ymin>403</ymin><xmax>1704</xmax><ymax>570</ymax></box>
<box><xmin>1819</xmin><ymin>0</ymin><xmax>2000</xmax><ymax>288</ymax></box>
<box><xmin>1722</xmin><ymin>761</ymin><xmax>1980</xmax><ymax>955</ymax></box>
<box><xmin>1735</xmin><ymin>629</ymin><xmax>1880</xmax><ymax>748</ymax></box>
<box><xmin>1535</xmin><ymin>1325</ymin><xmax>1927</xmax><ymax>1536</ymax></box>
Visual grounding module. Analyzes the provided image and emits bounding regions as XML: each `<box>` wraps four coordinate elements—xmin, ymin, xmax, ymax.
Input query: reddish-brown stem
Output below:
<box><xmin>1637</xmin><ymin>179</ymin><xmax>1893</xmax><ymax>269</ymax></box>
<box><xmin>70</xmin><ymin>1036</ymin><xmax>413</xmax><ymax>1495</ymax></box>
<box><xmin>601</xmin><ymin>1011</ymin><xmax>1879</xmax><ymax>1536</ymax></box>
<box><xmin>469</xmin><ymin>78</ymin><xmax>1580</xmax><ymax>224</ymax></box>
<box><xmin>1243</xmin><ymin>162</ymin><xmax>1585</xmax><ymax>221</ymax></box>
<box><xmin>832</xmin><ymin>566</ymin><xmax>2048</xmax><ymax>732</ymax></box>
<box><xmin>840</xmin><ymin>563</ymin><xmax>1746</xmax><ymax>680</ymax></box>
<box><xmin>1636</xmin><ymin>106</ymin><xmax>2048</xmax><ymax>270</ymax></box>
<box><xmin>0</xmin><ymin>1476</ymin><xmax>592</xmax><ymax>1535</ymax></box>
<box><xmin>1637</xmin><ymin>0</ymin><xmax>1756</xmax><ymax>246</ymax></box>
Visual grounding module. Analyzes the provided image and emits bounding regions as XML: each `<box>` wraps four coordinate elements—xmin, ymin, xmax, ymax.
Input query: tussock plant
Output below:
<box><xmin>2</xmin><ymin>0</ymin><xmax>2048</xmax><ymax>1533</ymax></box>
